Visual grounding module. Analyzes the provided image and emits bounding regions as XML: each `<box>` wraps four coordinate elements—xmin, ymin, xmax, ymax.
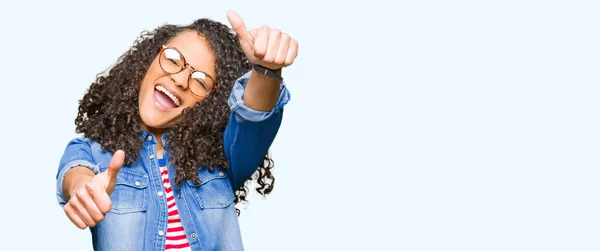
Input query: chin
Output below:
<box><xmin>139</xmin><ymin>109</ymin><xmax>180</xmax><ymax>131</ymax></box>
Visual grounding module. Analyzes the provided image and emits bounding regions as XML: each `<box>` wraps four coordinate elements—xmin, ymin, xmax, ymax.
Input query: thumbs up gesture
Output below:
<box><xmin>227</xmin><ymin>10</ymin><xmax>299</xmax><ymax>70</ymax></box>
<box><xmin>63</xmin><ymin>150</ymin><xmax>125</xmax><ymax>229</ymax></box>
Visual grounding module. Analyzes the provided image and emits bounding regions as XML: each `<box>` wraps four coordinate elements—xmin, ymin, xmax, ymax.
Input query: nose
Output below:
<box><xmin>171</xmin><ymin>67</ymin><xmax>191</xmax><ymax>90</ymax></box>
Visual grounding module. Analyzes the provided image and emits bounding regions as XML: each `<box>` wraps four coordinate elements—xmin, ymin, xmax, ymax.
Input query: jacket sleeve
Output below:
<box><xmin>224</xmin><ymin>71</ymin><xmax>291</xmax><ymax>190</ymax></box>
<box><xmin>56</xmin><ymin>137</ymin><xmax>100</xmax><ymax>206</ymax></box>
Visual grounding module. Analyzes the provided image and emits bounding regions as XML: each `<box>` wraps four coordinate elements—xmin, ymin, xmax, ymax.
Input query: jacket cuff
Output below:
<box><xmin>56</xmin><ymin>160</ymin><xmax>100</xmax><ymax>206</ymax></box>
<box><xmin>227</xmin><ymin>71</ymin><xmax>291</xmax><ymax>123</ymax></box>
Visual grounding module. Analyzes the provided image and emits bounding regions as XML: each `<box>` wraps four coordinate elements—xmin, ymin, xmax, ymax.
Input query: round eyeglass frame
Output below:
<box><xmin>158</xmin><ymin>45</ymin><xmax>217</xmax><ymax>97</ymax></box>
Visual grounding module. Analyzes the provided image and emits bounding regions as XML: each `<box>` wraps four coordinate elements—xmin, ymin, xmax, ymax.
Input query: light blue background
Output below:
<box><xmin>0</xmin><ymin>0</ymin><xmax>598</xmax><ymax>250</ymax></box>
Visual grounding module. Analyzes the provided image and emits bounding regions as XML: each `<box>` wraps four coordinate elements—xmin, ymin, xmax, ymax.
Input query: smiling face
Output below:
<box><xmin>138</xmin><ymin>30</ymin><xmax>217</xmax><ymax>134</ymax></box>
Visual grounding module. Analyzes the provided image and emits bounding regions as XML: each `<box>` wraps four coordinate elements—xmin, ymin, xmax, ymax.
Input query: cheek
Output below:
<box><xmin>183</xmin><ymin>94</ymin><xmax>204</xmax><ymax>109</ymax></box>
<box><xmin>140</xmin><ymin>59</ymin><xmax>163</xmax><ymax>89</ymax></box>
<box><xmin>138</xmin><ymin>80</ymin><xmax>153</xmax><ymax>108</ymax></box>
<box><xmin>138</xmin><ymin>63</ymin><xmax>165</xmax><ymax>105</ymax></box>
<box><xmin>181</xmin><ymin>102</ymin><xmax>199</xmax><ymax>112</ymax></box>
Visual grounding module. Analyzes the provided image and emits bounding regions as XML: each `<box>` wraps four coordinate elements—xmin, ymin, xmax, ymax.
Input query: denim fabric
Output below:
<box><xmin>56</xmin><ymin>71</ymin><xmax>290</xmax><ymax>251</ymax></box>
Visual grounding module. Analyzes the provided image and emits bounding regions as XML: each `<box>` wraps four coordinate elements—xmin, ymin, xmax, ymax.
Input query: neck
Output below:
<box><xmin>142</xmin><ymin>125</ymin><xmax>166</xmax><ymax>159</ymax></box>
<box><xmin>155</xmin><ymin>134</ymin><xmax>164</xmax><ymax>159</ymax></box>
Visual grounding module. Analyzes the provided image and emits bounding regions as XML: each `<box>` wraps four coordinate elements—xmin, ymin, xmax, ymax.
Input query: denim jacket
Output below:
<box><xmin>56</xmin><ymin>71</ymin><xmax>290</xmax><ymax>251</ymax></box>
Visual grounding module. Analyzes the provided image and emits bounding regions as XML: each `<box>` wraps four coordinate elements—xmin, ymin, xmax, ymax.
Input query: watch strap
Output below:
<box><xmin>253</xmin><ymin>64</ymin><xmax>283</xmax><ymax>83</ymax></box>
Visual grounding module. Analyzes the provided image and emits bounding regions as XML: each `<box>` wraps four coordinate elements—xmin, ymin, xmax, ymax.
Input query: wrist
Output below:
<box><xmin>65</xmin><ymin>166</ymin><xmax>95</xmax><ymax>198</ymax></box>
<box><xmin>252</xmin><ymin>64</ymin><xmax>283</xmax><ymax>83</ymax></box>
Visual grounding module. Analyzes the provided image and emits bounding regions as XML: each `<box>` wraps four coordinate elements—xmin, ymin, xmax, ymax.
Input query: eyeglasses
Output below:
<box><xmin>158</xmin><ymin>45</ymin><xmax>217</xmax><ymax>97</ymax></box>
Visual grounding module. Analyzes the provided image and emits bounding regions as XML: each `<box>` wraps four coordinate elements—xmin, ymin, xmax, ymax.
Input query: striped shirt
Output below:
<box><xmin>158</xmin><ymin>158</ymin><xmax>191</xmax><ymax>251</ymax></box>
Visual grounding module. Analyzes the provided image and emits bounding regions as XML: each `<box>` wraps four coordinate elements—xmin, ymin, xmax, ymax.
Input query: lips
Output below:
<box><xmin>154</xmin><ymin>90</ymin><xmax>177</xmax><ymax>110</ymax></box>
<box><xmin>153</xmin><ymin>85</ymin><xmax>181</xmax><ymax>110</ymax></box>
<box><xmin>155</xmin><ymin>85</ymin><xmax>181</xmax><ymax>106</ymax></box>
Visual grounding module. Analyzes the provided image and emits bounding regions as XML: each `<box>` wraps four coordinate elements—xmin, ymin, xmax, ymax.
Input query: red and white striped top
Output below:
<box><xmin>159</xmin><ymin>158</ymin><xmax>191</xmax><ymax>251</ymax></box>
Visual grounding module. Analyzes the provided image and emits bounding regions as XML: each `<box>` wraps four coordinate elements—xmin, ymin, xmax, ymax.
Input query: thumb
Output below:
<box><xmin>106</xmin><ymin>150</ymin><xmax>125</xmax><ymax>183</ymax></box>
<box><xmin>227</xmin><ymin>10</ymin><xmax>252</xmax><ymax>43</ymax></box>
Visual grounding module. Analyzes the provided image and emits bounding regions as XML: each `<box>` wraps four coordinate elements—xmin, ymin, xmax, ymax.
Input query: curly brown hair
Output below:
<box><xmin>74</xmin><ymin>18</ymin><xmax>275</xmax><ymax>214</ymax></box>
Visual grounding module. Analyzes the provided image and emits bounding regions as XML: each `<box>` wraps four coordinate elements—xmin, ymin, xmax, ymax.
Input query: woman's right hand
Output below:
<box><xmin>63</xmin><ymin>150</ymin><xmax>125</xmax><ymax>229</ymax></box>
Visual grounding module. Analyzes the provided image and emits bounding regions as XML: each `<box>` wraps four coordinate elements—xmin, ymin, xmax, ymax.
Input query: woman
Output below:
<box><xmin>55</xmin><ymin>10</ymin><xmax>297</xmax><ymax>250</ymax></box>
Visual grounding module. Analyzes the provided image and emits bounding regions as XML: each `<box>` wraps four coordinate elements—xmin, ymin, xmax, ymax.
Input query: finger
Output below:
<box><xmin>274</xmin><ymin>33</ymin><xmax>291</xmax><ymax>65</ymax></box>
<box><xmin>87</xmin><ymin>183</ymin><xmax>112</xmax><ymax>214</ymax></box>
<box><xmin>253</xmin><ymin>26</ymin><xmax>270</xmax><ymax>59</ymax></box>
<box><xmin>226</xmin><ymin>10</ymin><xmax>250</xmax><ymax>42</ymax></box>
<box><xmin>64</xmin><ymin>203</ymin><xmax>87</xmax><ymax>229</ymax></box>
<box><xmin>248</xmin><ymin>29</ymin><xmax>257</xmax><ymax>44</ymax></box>
<box><xmin>285</xmin><ymin>39</ymin><xmax>299</xmax><ymax>66</ymax></box>
<box><xmin>69</xmin><ymin>193</ymin><xmax>96</xmax><ymax>227</ymax></box>
<box><xmin>106</xmin><ymin>150</ymin><xmax>125</xmax><ymax>182</ymax></box>
<box><xmin>263</xmin><ymin>29</ymin><xmax>282</xmax><ymax>63</ymax></box>
<box><xmin>79</xmin><ymin>186</ymin><xmax>105</xmax><ymax>223</ymax></box>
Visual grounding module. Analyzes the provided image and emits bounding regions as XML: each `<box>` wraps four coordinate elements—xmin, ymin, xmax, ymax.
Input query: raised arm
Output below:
<box><xmin>223</xmin><ymin>11</ymin><xmax>298</xmax><ymax>189</ymax></box>
<box><xmin>227</xmin><ymin>10</ymin><xmax>298</xmax><ymax>111</ymax></box>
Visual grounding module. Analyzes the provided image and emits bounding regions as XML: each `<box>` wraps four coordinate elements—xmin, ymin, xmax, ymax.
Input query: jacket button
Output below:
<box><xmin>177</xmin><ymin>194</ymin><xmax>182</xmax><ymax>199</ymax></box>
<box><xmin>218</xmin><ymin>172</ymin><xmax>225</xmax><ymax>177</ymax></box>
<box><xmin>157</xmin><ymin>191</ymin><xmax>164</xmax><ymax>197</ymax></box>
<box><xmin>191</xmin><ymin>233</ymin><xmax>197</xmax><ymax>239</ymax></box>
<box><xmin>149</xmin><ymin>154</ymin><xmax>155</xmax><ymax>159</ymax></box>
<box><xmin>134</xmin><ymin>181</ymin><xmax>141</xmax><ymax>187</ymax></box>
<box><xmin>158</xmin><ymin>230</ymin><xmax>164</xmax><ymax>236</ymax></box>
<box><xmin>147</xmin><ymin>136</ymin><xmax>153</xmax><ymax>141</ymax></box>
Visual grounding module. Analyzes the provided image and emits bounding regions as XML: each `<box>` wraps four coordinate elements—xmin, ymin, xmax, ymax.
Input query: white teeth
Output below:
<box><xmin>155</xmin><ymin>86</ymin><xmax>181</xmax><ymax>106</ymax></box>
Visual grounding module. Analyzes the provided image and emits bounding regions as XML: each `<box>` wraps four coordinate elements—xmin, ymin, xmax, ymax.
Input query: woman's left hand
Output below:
<box><xmin>227</xmin><ymin>10</ymin><xmax>299</xmax><ymax>70</ymax></box>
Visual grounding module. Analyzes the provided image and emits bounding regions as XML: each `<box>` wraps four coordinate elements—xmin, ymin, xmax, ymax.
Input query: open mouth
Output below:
<box><xmin>154</xmin><ymin>85</ymin><xmax>181</xmax><ymax>110</ymax></box>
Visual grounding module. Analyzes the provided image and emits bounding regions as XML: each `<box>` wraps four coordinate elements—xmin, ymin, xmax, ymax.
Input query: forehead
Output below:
<box><xmin>165</xmin><ymin>30</ymin><xmax>216</xmax><ymax>78</ymax></box>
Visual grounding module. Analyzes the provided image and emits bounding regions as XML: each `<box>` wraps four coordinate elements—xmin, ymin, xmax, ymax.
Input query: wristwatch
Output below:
<box><xmin>253</xmin><ymin>64</ymin><xmax>283</xmax><ymax>83</ymax></box>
